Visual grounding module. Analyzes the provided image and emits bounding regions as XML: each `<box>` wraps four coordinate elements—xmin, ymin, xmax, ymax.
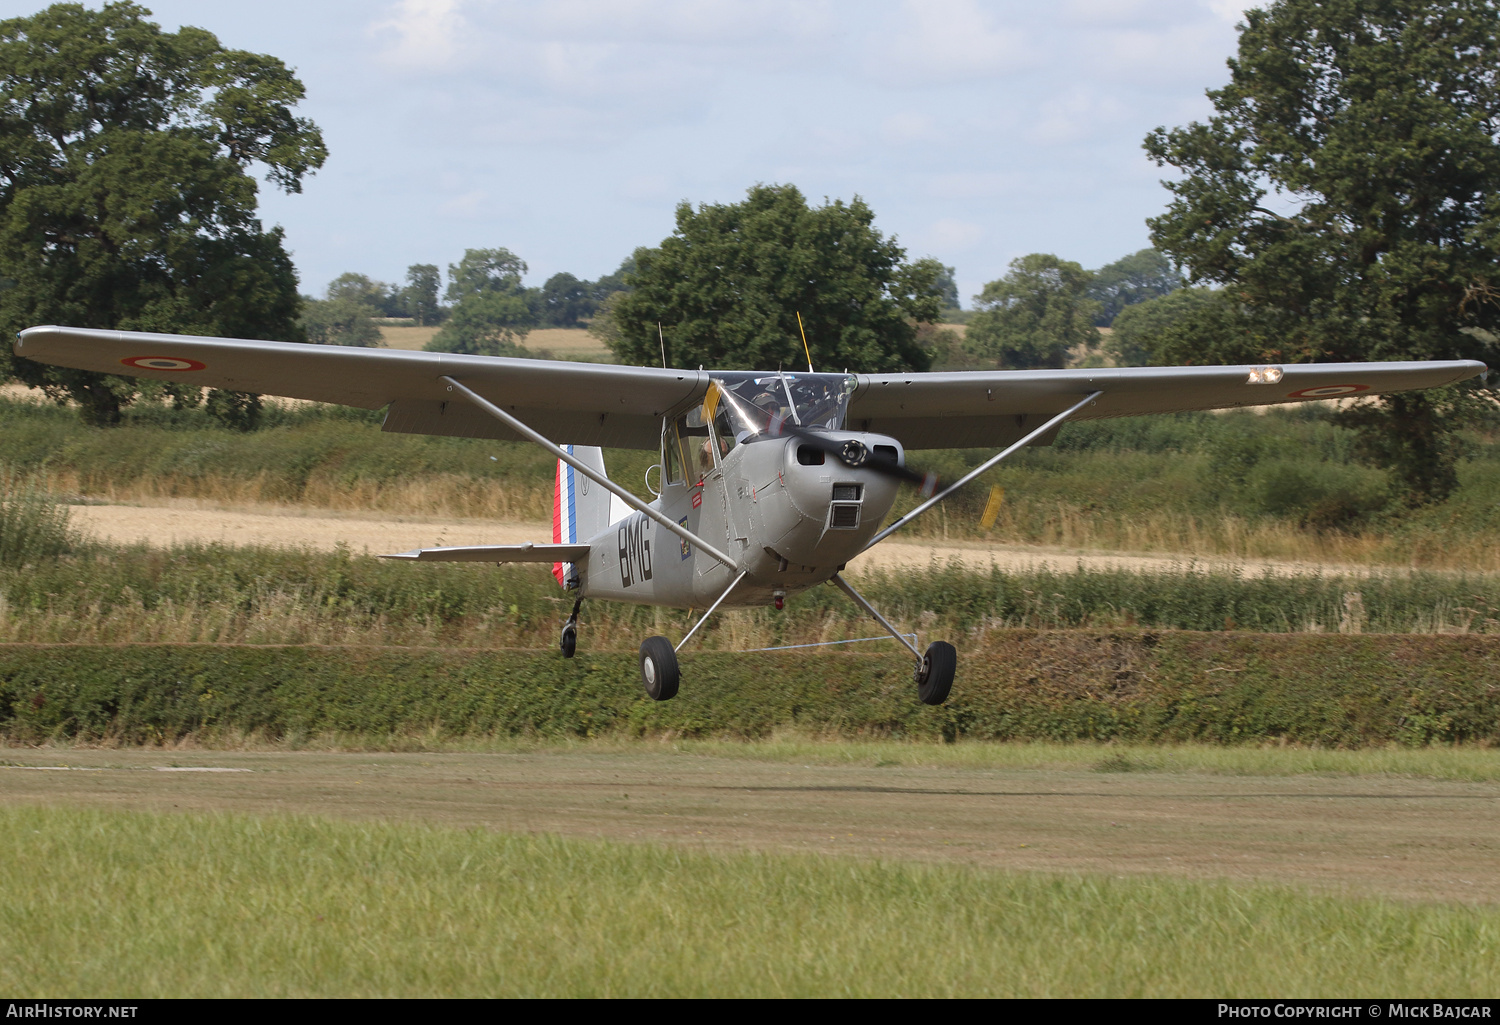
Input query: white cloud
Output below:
<box><xmin>437</xmin><ymin>189</ymin><xmax>486</xmax><ymax>217</ymax></box>
<box><xmin>514</xmin><ymin>0</ymin><xmax>836</xmax><ymax>47</ymax></box>
<box><xmin>919</xmin><ymin>217</ymin><xmax>983</xmax><ymax>253</ymax></box>
<box><xmin>1028</xmin><ymin>87</ymin><xmax>1127</xmax><ymax>147</ymax></box>
<box><xmin>1083</xmin><ymin>22</ymin><xmax>1240</xmax><ymax>88</ymax></box>
<box><xmin>927</xmin><ymin>171</ymin><xmax>1022</xmax><ymax>200</ymax></box>
<box><xmin>880</xmin><ymin>113</ymin><xmax>943</xmax><ymax>146</ymax></box>
<box><xmin>370</xmin><ymin>0</ymin><xmax>467</xmax><ymax>68</ymax></box>
<box><xmin>1203</xmin><ymin>0</ymin><xmax>1249</xmax><ymax>23</ymax></box>
<box><xmin>864</xmin><ymin>0</ymin><xmax>1032</xmax><ymax>85</ymax></box>
<box><xmin>617</xmin><ymin>174</ymin><xmax>676</xmax><ymax>204</ymax></box>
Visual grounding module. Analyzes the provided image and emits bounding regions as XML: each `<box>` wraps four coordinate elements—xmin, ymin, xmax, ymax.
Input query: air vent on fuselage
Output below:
<box><xmin>832</xmin><ymin>484</ymin><xmax>862</xmax><ymax>502</ymax></box>
<box><xmin>797</xmin><ymin>446</ymin><xmax>825</xmax><ymax>466</ymax></box>
<box><xmin>873</xmin><ymin>444</ymin><xmax>899</xmax><ymax>464</ymax></box>
<box><xmin>829</xmin><ymin>504</ymin><xmax>860</xmax><ymax>529</ymax></box>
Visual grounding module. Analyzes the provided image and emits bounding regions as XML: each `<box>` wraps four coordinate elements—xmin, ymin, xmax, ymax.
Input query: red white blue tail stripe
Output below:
<box><xmin>552</xmin><ymin>446</ymin><xmax>578</xmax><ymax>588</ymax></box>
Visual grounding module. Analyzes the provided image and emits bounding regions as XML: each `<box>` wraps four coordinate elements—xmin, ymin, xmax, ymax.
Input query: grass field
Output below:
<box><xmin>378</xmin><ymin>325</ymin><xmax>613</xmax><ymax>362</ymax></box>
<box><xmin>7</xmin><ymin>355</ymin><xmax>1500</xmax><ymax>997</ymax></box>
<box><xmin>2</xmin><ymin>802</ymin><xmax>1497</xmax><ymax>997</ymax></box>
<box><xmin>5</xmin><ymin>540</ymin><xmax>1500</xmax><ymax>649</ymax></box>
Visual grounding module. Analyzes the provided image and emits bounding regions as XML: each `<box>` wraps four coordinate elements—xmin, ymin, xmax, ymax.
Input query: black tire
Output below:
<box><xmin>639</xmin><ymin>636</ymin><xmax>680</xmax><ymax>701</ymax></box>
<box><xmin>559</xmin><ymin>625</ymin><xmax>577</xmax><ymax>659</ymax></box>
<box><xmin>916</xmin><ymin>641</ymin><xmax>956</xmax><ymax>706</ymax></box>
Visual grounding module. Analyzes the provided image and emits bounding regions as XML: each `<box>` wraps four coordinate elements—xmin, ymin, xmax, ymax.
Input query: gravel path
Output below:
<box><xmin>69</xmin><ymin>499</ymin><xmax>1387</xmax><ymax>577</ymax></box>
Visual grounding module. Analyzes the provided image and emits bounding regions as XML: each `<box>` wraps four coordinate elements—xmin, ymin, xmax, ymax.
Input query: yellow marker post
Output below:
<box><xmin>796</xmin><ymin>311</ymin><xmax>814</xmax><ymax>372</ymax></box>
<box><xmin>980</xmin><ymin>485</ymin><xmax>1005</xmax><ymax>529</ymax></box>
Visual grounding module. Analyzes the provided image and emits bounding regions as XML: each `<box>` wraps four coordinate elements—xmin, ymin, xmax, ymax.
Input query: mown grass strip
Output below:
<box><xmin>1</xmin><ymin>806</ymin><xmax>1495</xmax><ymax>998</ymax></box>
<box><xmin>3</xmin><ymin>633</ymin><xmax>1498</xmax><ymax>747</ymax></box>
<box><xmin>45</xmin><ymin>733</ymin><xmax>1496</xmax><ymax>782</ymax></box>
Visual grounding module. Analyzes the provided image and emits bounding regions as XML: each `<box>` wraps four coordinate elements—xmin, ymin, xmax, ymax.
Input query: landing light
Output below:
<box><xmin>1247</xmin><ymin>366</ymin><xmax>1284</xmax><ymax>384</ymax></box>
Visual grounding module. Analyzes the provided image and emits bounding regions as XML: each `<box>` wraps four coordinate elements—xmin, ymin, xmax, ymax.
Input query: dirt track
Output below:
<box><xmin>70</xmin><ymin>499</ymin><xmax>1380</xmax><ymax>577</ymax></box>
<box><xmin>3</xmin><ymin>747</ymin><xmax>1496</xmax><ymax>903</ymax></box>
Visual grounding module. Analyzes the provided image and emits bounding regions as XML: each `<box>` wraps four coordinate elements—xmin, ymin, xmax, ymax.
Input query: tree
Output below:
<box><xmin>539</xmin><ymin>271</ymin><xmax>595</xmax><ymax>327</ymax></box>
<box><xmin>0</xmin><ymin>2</ymin><xmax>325</xmax><ymax>427</ymax></box>
<box><xmin>591</xmin><ymin>256</ymin><xmax>635</xmax><ymax>301</ymax></box>
<box><xmin>297</xmin><ymin>271</ymin><xmax>392</xmax><ymax>346</ymax></box>
<box><xmin>1089</xmin><ymin>248</ymin><xmax>1182</xmax><ymax>325</ymax></box>
<box><xmin>324</xmin><ymin>272</ymin><xmax>389</xmax><ymax>312</ymax></box>
<box><xmin>299</xmin><ymin>298</ymin><xmax>382</xmax><ymax>346</ymax></box>
<box><xmin>1144</xmin><ymin>0</ymin><xmax>1500</xmax><ymax>502</ymax></box>
<box><xmin>424</xmin><ymin>247</ymin><xmax>537</xmax><ymax>356</ymax></box>
<box><xmin>402</xmin><ymin>264</ymin><xmax>443</xmax><ymax>326</ymax></box>
<box><xmin>1105</xmin><ymin>286</ymin><xmax>1218</xmax><ymax>366</ymax></box>
<box><xmin>964</xmin><ymin>254</ymin><xmax>1101</xmax><ymax>369</ymax></box>
<box><xmin>605</xmin><ymin>184</ymin><xmax>940</xmax><ymax>373</ymax></box>
<box><xmin>925</xmin><ymin>261</ymin><xmax>960</xmax><ymax>312</ymax></box>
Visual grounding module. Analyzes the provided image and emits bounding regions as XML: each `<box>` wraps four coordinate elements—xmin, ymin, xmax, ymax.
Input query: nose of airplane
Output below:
<box><xmin>782</xmin><ymin>425</ymin><xmax>939</xmax><ymax>497</ymax></box>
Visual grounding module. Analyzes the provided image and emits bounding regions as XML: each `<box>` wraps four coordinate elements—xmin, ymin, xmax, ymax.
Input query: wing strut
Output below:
<box><xmin>439</xmin><ymin>376</ymin><xmax>741</xmax><ymax>571</ymax></box>
<box><xmin>863</xmin><ymin>390</ymin><xmax>1103</xmax><ymax>551</ymax></box>
<box><xmin>674</xmin><ymin>570</ymin><xmax>749</xmax><ymax>654</ymax></box>
<box><xmin>830</xmin><ymin>574</ymin><xmax>922</xmax><ymax>660</ymax></box>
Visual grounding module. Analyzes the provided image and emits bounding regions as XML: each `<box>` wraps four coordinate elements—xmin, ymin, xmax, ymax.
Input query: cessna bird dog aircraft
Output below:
<box><xmin>14</xmin><ymin>325</ymin><xmax>1485</xmax><ymax>704</ymax></box>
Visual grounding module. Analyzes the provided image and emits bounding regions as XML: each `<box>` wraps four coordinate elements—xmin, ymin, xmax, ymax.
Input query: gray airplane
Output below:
<box><xmin>13</xmin><ymin>325</ymin><xmax>1486</xmax><ymax>704</ymax></box>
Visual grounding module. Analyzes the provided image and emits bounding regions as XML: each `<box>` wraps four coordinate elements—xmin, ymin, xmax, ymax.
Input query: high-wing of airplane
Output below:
<box><xmin>13</xmin><ymin>325</ymin><xmax>1486</xmax><ymax>705</ymax></box>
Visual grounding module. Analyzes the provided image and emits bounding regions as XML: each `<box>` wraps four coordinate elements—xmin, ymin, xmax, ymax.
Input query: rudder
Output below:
<box><xmin>552</xmin><ymin>446</ymin><xmax>613</xmax><ymax>587</ymax></box>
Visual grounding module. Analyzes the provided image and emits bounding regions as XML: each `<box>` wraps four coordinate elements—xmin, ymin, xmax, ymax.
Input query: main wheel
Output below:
<box><xmin>916</xmin><ymin>641</ymin><xmax>956</xmax><ymax>705</ymax></box>
<box><xmin>559</xmin><ymin>624</ymin><xmax>577</xmax><ymax>658</ymax></box>
<box><xmin>638</xmin><ymin>636</ymin><xmax>680</xmax><ymax>701</ymax></box>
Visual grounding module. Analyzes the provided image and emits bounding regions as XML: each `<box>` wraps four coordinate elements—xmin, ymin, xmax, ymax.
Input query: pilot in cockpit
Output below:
<box><xmin>751</xmin><ymin>390</ymin><xmax>784</xmax><ymax>433</ymax></box>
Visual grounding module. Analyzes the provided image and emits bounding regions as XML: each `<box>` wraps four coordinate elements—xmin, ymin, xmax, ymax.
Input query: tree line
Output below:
<box><xmin>298</xmin><ymin>254</ymin><xmax>634</xmax><ymax>352</ymax></box>
<box><xmin>1</xmin><ymin>0</ymin><xmax>1498</xmax><ymax>502</ymax></box>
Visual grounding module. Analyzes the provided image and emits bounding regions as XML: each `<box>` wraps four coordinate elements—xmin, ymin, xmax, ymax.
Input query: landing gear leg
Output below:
<box><xmin>830</xmin><ymin>573</ymin><xmax>956</xmax><ymax>706</ymax></box>
<box><xmin>559</xmin><ymin>598</ymin><xmax>581</xmax><ymax>658</ymax></box>
<box><xmin>638</xmin><ymin>570</ymin><xmax>748</xmax><ymax>701</ymax></box>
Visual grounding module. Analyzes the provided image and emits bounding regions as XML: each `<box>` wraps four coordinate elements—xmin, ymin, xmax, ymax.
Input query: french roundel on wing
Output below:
<box><xmin>1286</xmin><ymin>384</ymin><xmax>1370</xmax><ymax>399</ymax></box>
<box><xmin>120</xmin><ymin>356</ymin><xmax>207</xmax><ymax>372</ymax></box>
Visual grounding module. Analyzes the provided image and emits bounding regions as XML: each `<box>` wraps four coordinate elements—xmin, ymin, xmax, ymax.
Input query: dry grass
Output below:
<box><xmin>23</xmin><ymin>461</ymin><xmax>1500</xmax><ymax>572</ymax></box>
<box><xmin>378</xmin><ymin>325</ymin><xmax>610</xmax><ymax>361</ymax></box>
<box><xmin>901</xmin><ymin>497</ymin><xmax>1500</xmax><ymax>572</ymax></box>
<box><xmin>36</xmin><ymin>467</ymin><xmax>551</xmax><ymax>522</ymax></box>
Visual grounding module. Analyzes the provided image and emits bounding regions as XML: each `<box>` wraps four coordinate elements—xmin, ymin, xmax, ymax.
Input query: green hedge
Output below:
<box><xmin>1</xmin><ymin>633</ymin><xmax>1497</xmax><ymax>747</ymax></box>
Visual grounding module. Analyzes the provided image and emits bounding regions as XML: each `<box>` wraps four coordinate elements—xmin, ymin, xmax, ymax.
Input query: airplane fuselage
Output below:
<box><xmin>579</xmin><ymin>430</ymin><xmax>903</xmax><ymax>609</ymax></box>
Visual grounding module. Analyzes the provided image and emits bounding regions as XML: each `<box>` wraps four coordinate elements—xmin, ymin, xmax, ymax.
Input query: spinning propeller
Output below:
<box><xmin>773</xmin><ymin>418</ymin><xmax>939</xmax><ymax>497</ymax></box>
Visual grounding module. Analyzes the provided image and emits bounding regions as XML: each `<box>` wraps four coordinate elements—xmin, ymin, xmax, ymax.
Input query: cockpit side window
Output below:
<box><xmin>662</xmin><ymin>420</ymin><xmax>686</xmax><ymax>485</ymax></box>
<box><xmin>675</xmin><ymin>410</ymin><xmax>712</xmax><ymax>480</ymax></box>
<box><xmin>710</xmin><ymin>404</ymin><xmax>740</xmax><ymax>459</ymax></box>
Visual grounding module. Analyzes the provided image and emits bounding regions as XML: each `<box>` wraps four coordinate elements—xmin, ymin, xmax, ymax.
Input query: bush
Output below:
<box><xmin>3</xmin><ymin>633</ymin><xmax>1498</xmax><ymax>747</ymax></box>
<box><xmin>0</xmin><ymin>472</ymin><xmax>77</xmax><ymax>567</ymax></box>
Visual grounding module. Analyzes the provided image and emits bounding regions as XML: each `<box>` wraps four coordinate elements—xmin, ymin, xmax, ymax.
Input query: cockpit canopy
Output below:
<box><xmin>664</xmin><ymin>371</ymin><xmax>857</xmax><ymax>483</ymax></box>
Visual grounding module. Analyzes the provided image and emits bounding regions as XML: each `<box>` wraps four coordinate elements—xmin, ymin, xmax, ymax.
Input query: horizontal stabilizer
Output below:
<box><xmin>381</xmin><ymin>542</ymin><xmax>592</xmax><ymax>564</ymax></box>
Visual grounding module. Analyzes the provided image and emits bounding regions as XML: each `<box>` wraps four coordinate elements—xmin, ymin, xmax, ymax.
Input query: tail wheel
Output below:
<box><xmin>639</xmin><ymin>636</ymin><xmax>680</xmax><ymax>701</ymax></box>
<box><xmin>916</xmin><ymin>641</ymin><xmax>956</xmax><ymax>706</ymax></box>
<box><xmin>559</xmin><ymin>624</ymin><xmax>577</xmax><ymax>658</ymax></box>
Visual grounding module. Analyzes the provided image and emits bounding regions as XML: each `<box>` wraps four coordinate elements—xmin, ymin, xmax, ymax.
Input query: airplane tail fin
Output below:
<box><xmin>552</xmin><ymin>446</ymin><xmax>614</xmax><ymax>588</ymax></box>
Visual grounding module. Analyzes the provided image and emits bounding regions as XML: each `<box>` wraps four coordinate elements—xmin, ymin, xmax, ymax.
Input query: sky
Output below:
<box><xmin>3</xmin><ymin>0</ymin><xmax>1250</xmax><ymax>304</ymax></box>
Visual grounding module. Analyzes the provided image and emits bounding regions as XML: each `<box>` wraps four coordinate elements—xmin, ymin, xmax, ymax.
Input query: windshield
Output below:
<box><xmin>700</xmin><ymin>372</ymin><xmax>856</xmax><ymax>444</ymax></box>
